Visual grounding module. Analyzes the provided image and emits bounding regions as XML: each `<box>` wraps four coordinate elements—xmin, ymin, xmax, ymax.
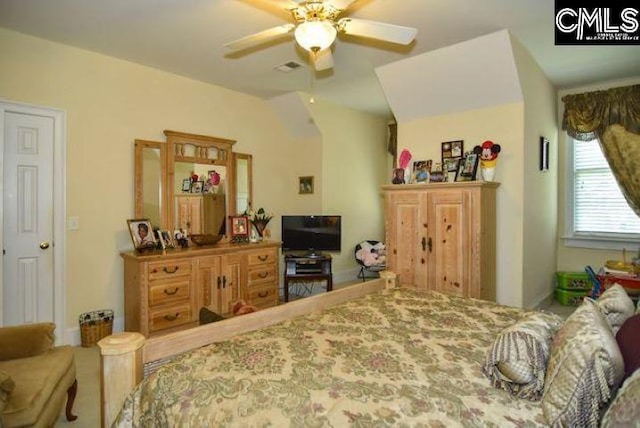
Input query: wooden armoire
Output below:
<box><xmin>383</xmin><ymin>181</ymin><xmax>499</xmax><ymax>301</ymax></box>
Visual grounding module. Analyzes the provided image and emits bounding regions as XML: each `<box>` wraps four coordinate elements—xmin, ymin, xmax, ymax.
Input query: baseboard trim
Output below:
<box><xmin>532</xmin><ymin>292</ymin><xmax>554</xmax><ymax>310</ymax></box>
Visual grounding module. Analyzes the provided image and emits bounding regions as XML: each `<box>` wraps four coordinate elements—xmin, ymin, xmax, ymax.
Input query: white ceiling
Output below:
<box><xmin>0</xmin><ymin>0</ymin><xmax>638</xmax><ymax>118</ymax></box>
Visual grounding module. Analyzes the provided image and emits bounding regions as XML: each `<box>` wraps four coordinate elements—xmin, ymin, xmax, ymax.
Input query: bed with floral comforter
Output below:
<box><xmin>115</xmin><ymin>288</ymin><xmax>546</xmax><ymax>427</ymax></box>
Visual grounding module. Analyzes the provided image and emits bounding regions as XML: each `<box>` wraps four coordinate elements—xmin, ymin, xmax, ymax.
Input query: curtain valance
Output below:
<box><xmin>561</xmin><ymin>84</ymin><xmax>640</xmax><ymax>141</ymax></box>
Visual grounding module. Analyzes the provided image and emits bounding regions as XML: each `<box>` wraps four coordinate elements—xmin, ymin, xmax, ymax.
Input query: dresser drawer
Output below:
<box><xmin>247</xmin><ymin>249</ymin><xmax>278</xmax><ymax>266</ymax></box>
<box><xmin>148</xmin><ymin>278</ymin><xmax>191</xmax><ymax>307</ymax></box>
<box><xmin>149</xmin><ymin>304</ymin><xmax>192</xmax><ymax>332</ymax></box>
<box><xmin>248</xmin><ymin>266</ymin><xmax>277</xmax><ymax>287</ymax></box>
<box><xmin>147</xmin><ymin>259</ymin><xmax>192</xmax><ymax>280</ymax></box>
<box><xmin>247</xmin><ymin>284</ymin><xmax>278</xmax><ymax>308</ymax></box>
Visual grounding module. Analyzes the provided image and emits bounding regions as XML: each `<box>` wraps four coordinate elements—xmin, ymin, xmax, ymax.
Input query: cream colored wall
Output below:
<box><xmin>398</xmin><ymin>103</ymin><xmax>525</xmax><ymax>307</ymax></box>
<box><xmin>556</xmin><ymin>76</ymin><xmax>640</xmax><ymax>272</ymax></box>
<box><xmin>305</xmin><ymin>97</ymin><xmax>389</xmax><ymax>276</ymax></box>
<box><xmin>510</xmin><ymin>35</ymin><xmax>559</xmax><ymax>308</ymax></box>
<box><xmin>0</xmin><ymin>28</ymin><xmax>316</xmax><ymax>334</ymax></box>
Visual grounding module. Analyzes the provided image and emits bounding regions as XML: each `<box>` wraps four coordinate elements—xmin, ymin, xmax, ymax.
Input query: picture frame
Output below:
<box><xmin>441</xmin><ymin>140</ymin><xmax>464</xmax><ymax>169</ymax></box>
<box><xmin>191</xmin><ymin>180</ymin><xmax>204</xmax><ymax>193</ymax></box>
<box><xmin>455</xmin><ymin>152</ymin><xmax>480</xmax><ymax>181</ymax></box>
<box><xmin>540</xmin><ymin>136</ymin><xmax>550</xmax><ymax>171</ymax></box>
<box><xmin>412</xmin><ymin>160</ymin><xmax>432</xmax><ymax>183</ymax></box>
<box><xmin>160</xmin><ymin>230</ymin><xmax>175</xmax><ymax>249</ymax></box>
<box><xmin>173</xmin><ymin>229</ymin><xmax>189</xmax><ymax>248</ymax></box>
<box><xmin>392</xmin><ymin>168</ymin><xmax>405</xmax><ymax>184</ymax></box>
<box><xmin>181</xmin><ymin>178</ymin><xmax>191</xmax><ymax>192</ymax></box>
<box><xmin>230</xmin><ymin>215</ymin><xmax>249</xmax><ymax>237</ymax></box>
<box><xmin>299</xmin><ymin>176</ymin><xmax>314</xmax><ymax>194</ymax></box>
<box><xmin>445</xmin><ymin>158</ymin><xmax>460</xmax><ymax>182</ymax></box>
<box><xmin>127</xmin><ymin>218</ymin><xmax>157</xmax><ymax>251</ymax></box>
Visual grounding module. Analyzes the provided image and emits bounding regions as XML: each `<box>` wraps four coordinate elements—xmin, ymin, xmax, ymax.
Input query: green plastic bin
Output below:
<box><xmin>555</xmin><ymin>271</ymin><xmax>591</xmax><ymax>291</ymax></box>
<box><xmin>554</xmin><ymin>288</ymin><xmax>589</xmax><ymax>306</ymax></box>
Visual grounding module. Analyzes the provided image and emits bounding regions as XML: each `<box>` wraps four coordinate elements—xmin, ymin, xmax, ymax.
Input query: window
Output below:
<box><xmin>565</xmin><ymin>137</ymin><xmax>640</xmax><ymax>249</ymax></box>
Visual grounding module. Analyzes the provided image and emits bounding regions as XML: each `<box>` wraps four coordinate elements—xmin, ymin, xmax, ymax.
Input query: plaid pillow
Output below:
<box><xmin>483</xmin><ymin>311</ymin><xmax>564</xmax><ymax>400</ymax></box>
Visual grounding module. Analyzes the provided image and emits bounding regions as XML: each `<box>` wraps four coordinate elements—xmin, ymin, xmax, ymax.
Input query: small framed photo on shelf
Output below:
<box><xmin>441</xmin><ymin>140</ymin><xmax>464</xmax><ymax>165</ymax></box>
<box><xmin>160</xmin><ymin>230</ymin><xmax>175</xmax><ymax>249</ymax></box>
<box><xmin>444</xmin><ymin>158</ymin><xmax>460</xmax><ymax>182</ymax></box>
<box><xmin>127</xmin><ymin>218</ymin><xmax>157</xmax><ymax>251</ymax></box>
<box><xmin>299</xmin><ymin>176</ymin><xmax>314</xmax><ymax>194</ymax></box>
<box><xmin>191</xmin><ymin>181</ymin><xmax>204</xmax><ymax>193</ymax></box>
<box><xmin>412</xmin><ymin>160</ymin><xmax>432</xmax><ymax>183</ymax></box>
<box><xmin>230</xmin><ymin>215</ymin><xmax>249</xmax><ymax>237</ymax></box>
<box><xmin>455</xmin><ymin>152</ymin><xmax>480</xmax><ymax>181</ymax></box>
<box><xmin>181</xmin><ymin>178</ymin><xmax>191</xmax><ymax>192</ymax></box>
<box><xmin>392</xmin><ymin>168</ymin><xmax>405</xmax><ymax>184</ymax></box>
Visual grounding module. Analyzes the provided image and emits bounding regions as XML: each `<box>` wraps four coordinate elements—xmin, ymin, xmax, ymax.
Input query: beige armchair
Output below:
<box><xmin>0</xmin><ymin>323</ymin><xmax>77</xmax><ymax>427</ymax></box>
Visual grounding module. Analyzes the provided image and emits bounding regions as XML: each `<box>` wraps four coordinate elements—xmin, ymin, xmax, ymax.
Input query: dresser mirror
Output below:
<box><xmin>134</xmin><ymin>130</ymin><xmax>252</xmax><ymax>239</ymax></box>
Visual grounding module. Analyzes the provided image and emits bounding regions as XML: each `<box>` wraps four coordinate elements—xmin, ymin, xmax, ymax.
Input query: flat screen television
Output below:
<box><xmin>281</xmin><ymin>215</ymin><xmax>341</xmax><ymax>255</ymax></box>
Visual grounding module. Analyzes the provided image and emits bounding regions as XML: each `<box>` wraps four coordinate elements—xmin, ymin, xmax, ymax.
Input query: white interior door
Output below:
<box><xmin>0</xmin><ymin>101</ymin><xmax>65</xmax><ymax>339</ymax></box>
<box><xmin>2</xmin><ymin>111</ymin><xmax>55</xmax><ymax>325</ymax></box>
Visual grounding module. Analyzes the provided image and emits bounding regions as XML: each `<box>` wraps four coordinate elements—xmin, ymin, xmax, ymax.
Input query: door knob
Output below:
<box><xmin>40</xmin><ymin>241</ymin><xmax>50</xmax><ymax>250</ymax></box>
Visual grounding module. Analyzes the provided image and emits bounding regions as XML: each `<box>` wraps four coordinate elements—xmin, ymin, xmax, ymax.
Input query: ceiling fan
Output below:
<box><xmin>225</xmin><ymin>0</ymin><xmax>418</xmax><ymax>71</ymax></box>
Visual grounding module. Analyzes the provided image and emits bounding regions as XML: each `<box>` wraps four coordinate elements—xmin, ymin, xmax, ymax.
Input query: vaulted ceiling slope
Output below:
<box><xmin>0</xmin><ymin>0</ymin><xmax>638</xmax><ymax>118</ymax></box>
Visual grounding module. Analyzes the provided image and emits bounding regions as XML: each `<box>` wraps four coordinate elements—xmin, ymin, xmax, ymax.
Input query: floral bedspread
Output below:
<box><xmin>115</xmin><ymin>289</ymin><xmax>546</xmax><ymax>427</ymax></box>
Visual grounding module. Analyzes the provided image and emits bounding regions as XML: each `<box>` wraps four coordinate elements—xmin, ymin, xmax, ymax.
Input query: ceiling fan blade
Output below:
<box><xmin>225</xmin><ymin>24</ymin><xmax>295</xmax><ymax>51</ymax></box>
<box><xmin>329</xmin><ymin>0</ymin><xmax>358</xmax><ymax>11</ymax></box>
<box><xmin>313</xmin><ymin>48</ymin><xmax>334</xmax><ymax>71</ymax></box>
<box><xmin>338</xmin><ymin>18</ymin><xmax>417</xmax><ymax>45</ymax></box>
<box><xmin>258</xmin><ymin>0</ymin><xmax>305</xmax><ymax>10</ymax></box>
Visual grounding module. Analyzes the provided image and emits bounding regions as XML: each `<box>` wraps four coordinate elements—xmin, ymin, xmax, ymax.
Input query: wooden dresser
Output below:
<box><xmin>383</xmin><ymin>182</ymin><xmax>499</xmax><ymax>301</ymax></box>
<box><xmin>121</xmin><ymin>241</ymin><xmax>280</xmax><ymax>337</ymax></box>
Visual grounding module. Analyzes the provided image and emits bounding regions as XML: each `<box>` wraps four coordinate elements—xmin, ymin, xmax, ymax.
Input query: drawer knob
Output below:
<box><xmin>164</xmin><ymin>313</ymin><xmax>180</xmax><ymax>321</ymax></box>
<box><xmin>163</xmin><ymin>287</ymin><xmax>179</xmax><ymax>295</ymax></box>
<box><xmin>258</xmin><ymin>272</ymin><xmax>269</xmax><ymax>279</ymax></box>
<box><xmin>258</xmin><ymin>255</ymin><xmax>268</xmax><ymax>262</ymax></box>
<box><xmin>258</xmin><ymin>291</ymin><xmax>269</xmax><ymax>298</ymax></box>
<box><xmin>163</xmin><ymin>266</ymin><xmax>179</xmax><ymax>274</ymax></box>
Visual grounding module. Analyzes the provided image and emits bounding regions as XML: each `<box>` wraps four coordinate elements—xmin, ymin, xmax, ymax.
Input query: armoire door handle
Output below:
<box><xmin>428</xmin><ymin>237</ymin><xmax>432</xmax><ymax>252</ymax></box>
<box><xmin>421</xmin><ymin>237</ymin><xmax>426</xmax><ymax>251</ymax></box>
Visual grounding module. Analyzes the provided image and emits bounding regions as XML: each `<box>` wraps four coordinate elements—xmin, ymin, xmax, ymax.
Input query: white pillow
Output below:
<box><xmin>542</xmin><ymin>299</ymin><xmax>624</xmax><ymax>427</ymax></box>
<box><xmin>594</xmin><ymin>283</ymin><xmax>635</xmax><ymax>334</ymax></box>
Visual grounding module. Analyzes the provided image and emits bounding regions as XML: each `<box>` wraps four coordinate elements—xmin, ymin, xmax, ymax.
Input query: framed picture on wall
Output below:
<box><xmin>299</xmin><ymin>176</ymin><xmax>314</xmax><ymax>194</ymax></box>
<box><xmin>540</xmin><ymin>136</ymin><xmax>550</xmax><ymax>171</ymax></box>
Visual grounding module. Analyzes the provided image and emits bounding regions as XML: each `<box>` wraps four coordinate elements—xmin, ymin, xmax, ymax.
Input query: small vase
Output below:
<box><xmin>252</xmin><ymin>220</ymin><xmax>269</xmax><ymax>241</ymax></box>
<box><xmin>481</xmin><ymin>167</ymin><xmax>495</xmax><ymax>182</ymax></box>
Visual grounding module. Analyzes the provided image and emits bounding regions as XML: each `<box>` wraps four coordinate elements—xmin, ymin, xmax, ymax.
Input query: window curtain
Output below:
<box><xmin>562</xmin><ymin>84</ymin><xmax>640</xmax><ymax>216</ymax></box>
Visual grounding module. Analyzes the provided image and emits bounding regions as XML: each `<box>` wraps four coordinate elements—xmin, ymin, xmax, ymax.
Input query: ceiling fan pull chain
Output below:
<box><xmin>309</xmin><ymin>51</ymin><xmax>316</xmax><ymax>103</ymax></box>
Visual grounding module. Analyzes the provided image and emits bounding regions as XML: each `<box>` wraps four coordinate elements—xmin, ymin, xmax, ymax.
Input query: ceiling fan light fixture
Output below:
<box><xmin>294</xmin><ymin>20</ymin><xmax>337</xmax><ymax>52</ymax></box>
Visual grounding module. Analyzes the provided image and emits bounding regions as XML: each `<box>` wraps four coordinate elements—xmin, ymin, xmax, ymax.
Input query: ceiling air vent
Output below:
<box><xmin>274</xmin><ymin>60</ymin><xmax>305</xmax><ymax>73</ymax></box>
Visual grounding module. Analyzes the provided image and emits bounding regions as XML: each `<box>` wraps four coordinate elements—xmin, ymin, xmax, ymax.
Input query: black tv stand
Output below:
<box><xmin>284</xmin><ymin>253</ymin><xmax>332</xmax><ymax>302</ymax></box>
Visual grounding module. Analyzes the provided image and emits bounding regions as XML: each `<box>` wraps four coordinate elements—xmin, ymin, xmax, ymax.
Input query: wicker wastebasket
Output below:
<box><xmin>79</xmin><ymin>309</ymin><xmax>114</xmax><ymax>347</ymax></box>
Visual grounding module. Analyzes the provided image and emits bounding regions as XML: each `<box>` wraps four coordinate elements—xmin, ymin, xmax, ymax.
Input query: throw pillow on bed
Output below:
<box><xmin>600</xmin><ymin>367</ymin><xmax>640</xmax><ymax>428</ymax></box>
<box><xmin>482</xmin><ymin>311</ymin><xmax>564</xmax><ymax>400</ymax></box>
<box><xmin>615</xmin><ymin>313</ymin><xmax>640</xmax><ymax>380</ymax></box>
<box><xmin>594</xmin><ymin>283</ymin><xmax>635</xmax><ymax>334</ymax></box>
<box><xmin>542</xmin><ymin>299</ymin><xmax>624</xmax><ymax>427</ymax></box>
